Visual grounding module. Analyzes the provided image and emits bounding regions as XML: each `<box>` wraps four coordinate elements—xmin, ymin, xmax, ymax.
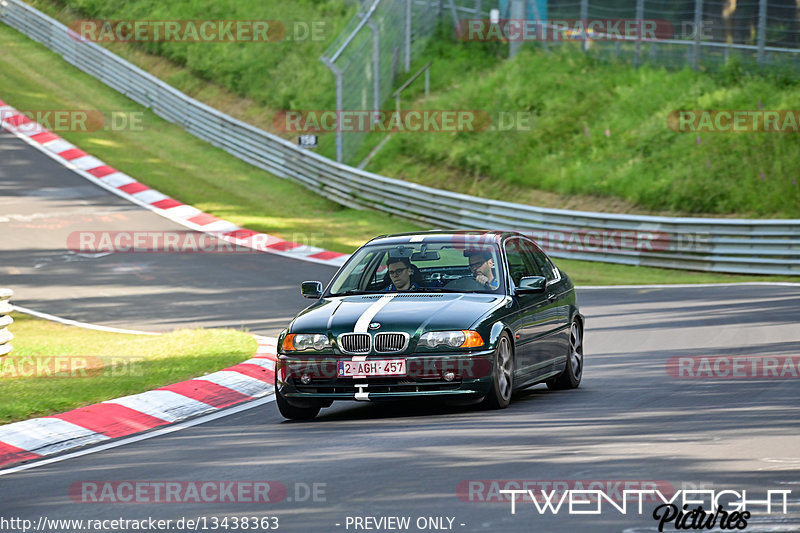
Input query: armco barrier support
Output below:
<box><xmin>0</xmin><ymin>289</ymin><xmax>13</xmax><ymax>357</ymax></box>
<box><xmin>1</xmin><ymin>1</ymin><xmax>799</xmax><ymax>275</ymax></box>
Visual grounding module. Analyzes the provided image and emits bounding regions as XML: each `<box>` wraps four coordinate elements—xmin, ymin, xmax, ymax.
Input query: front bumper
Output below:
<box><xmin>276</xmin><ymin>350</ymin><xmax>495</xmax><ymax>401</ymax></box>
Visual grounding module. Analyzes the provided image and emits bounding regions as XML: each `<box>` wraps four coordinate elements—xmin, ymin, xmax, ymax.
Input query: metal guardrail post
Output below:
<box><xmin>0</xmin><ymin>289</ymin><xmax>13</xmax><ymax>357</ymax></box>
<box><xmin>757</xmin><ymin>0</ymin><xmax>767</xmax><ymax>65</ymax></box>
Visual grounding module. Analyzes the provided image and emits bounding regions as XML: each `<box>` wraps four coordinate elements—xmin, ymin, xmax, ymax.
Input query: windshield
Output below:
<box><xmin>328</xmin><ymin>242</ymin><xmax>504</xmax><ymax>296</ymax></box>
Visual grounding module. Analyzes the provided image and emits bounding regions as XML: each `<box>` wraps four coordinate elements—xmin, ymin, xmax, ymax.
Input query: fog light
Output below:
<box><xmin>301</xmin><ymin>374</ymin><xmax>312</xmax><ymax>384</ymax></box>
<box><xmin>443</xmin><ymin>371</ymin><xmax>455</xmax><ymax>382</ymax></box>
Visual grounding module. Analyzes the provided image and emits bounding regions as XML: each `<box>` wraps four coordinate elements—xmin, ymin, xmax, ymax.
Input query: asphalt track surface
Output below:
<box><xmin>0</xmin><ymin>131</ymin><xmax>330</xmax><ymax>335</ymax></box>
<box><xmin>2</xmin><ymin>130</ymin><xmax>800</xmax><ymax>532</ymax></box>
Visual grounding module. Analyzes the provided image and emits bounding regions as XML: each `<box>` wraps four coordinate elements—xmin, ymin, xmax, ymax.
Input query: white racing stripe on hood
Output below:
<box><xmin>354</xmin><ymin>294</ymin><xmax>397</xmax><ymax>333</ymax></box>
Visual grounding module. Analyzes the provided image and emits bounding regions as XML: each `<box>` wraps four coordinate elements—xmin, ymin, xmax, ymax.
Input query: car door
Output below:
<box><xmin>519</xmin><ymin>239</ymin><xmax>571</xmax><ymax>375</ymax></box>
<box><xmin>503</xmin><ymin>237</ymin><xmax>551</xmax><ymax>384</ymax></box>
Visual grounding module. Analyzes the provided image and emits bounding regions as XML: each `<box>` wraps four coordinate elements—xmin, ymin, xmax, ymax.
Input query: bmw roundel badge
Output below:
<box><xmin>369</xmin><ymin>322</ymin><xmax>381</xmax><ymax>330</ymax></box>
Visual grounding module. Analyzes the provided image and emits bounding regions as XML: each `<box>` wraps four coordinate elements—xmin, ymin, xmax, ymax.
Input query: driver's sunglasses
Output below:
<box><xmin>468</xmin><ymin>259</ymin><xmax>488</xmax><ymax>269</ymax></box>
<box><xmin>388</xmin><ymin>267</ymin><xmax>408</xmax><ymax>276</ymax></box>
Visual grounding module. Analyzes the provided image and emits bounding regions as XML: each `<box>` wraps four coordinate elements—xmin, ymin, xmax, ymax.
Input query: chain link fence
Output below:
<box><xmin>323</xmin><ymin>0</ymin><xmax>800</xmax><ymax>163</ymax></box>
<box><xmin>545</xmin><ymin>0</ymin><xmax>800</xmax><ymax>71</ymax></box>
<box><xmin>321</xmin><ymin>0</ymin><xmax>495</xmax><ymax>163</ymax></box>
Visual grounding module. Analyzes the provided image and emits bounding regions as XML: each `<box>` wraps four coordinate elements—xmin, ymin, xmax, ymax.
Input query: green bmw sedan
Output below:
<box><xmin>275</xmin><ymin>231</ymin><xmax>584</xmax><ymax>420</ymax></box>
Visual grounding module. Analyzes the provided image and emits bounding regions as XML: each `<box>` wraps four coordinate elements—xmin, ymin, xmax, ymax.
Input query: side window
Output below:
<box><xmin>504</xmin><ymin>238</ymin><xmax>539</xmax><ymax>286</ymax></box>
<box><xmin>521</xmin><ymin>240</ymin><xmax>557</xmax><ymax>282</ymax></box>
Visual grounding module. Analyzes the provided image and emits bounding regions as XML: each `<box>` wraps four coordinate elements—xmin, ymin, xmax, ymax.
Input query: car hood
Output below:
<box><xmin>290</xmin><ymin>293</ymin><xmax>507</xmax><ymax>337</ymax></box>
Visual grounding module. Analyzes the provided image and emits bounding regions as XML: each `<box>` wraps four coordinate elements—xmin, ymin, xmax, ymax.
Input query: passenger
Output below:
<box><xmin>383</xmin><ymin>257</ymin><xmax>420</xmax><ymax>291</ymax></box>
<box><xmin>465</xmin><ymin>250</ymin><xmax>500</xmax><ymax>290</ymax></box>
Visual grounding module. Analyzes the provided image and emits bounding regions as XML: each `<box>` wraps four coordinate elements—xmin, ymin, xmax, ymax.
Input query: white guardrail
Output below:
<box><xmin>2</xmin><ymin>0</ymin><xmax>799</xmax><ymax>275</ymax></box>
<box><xmin>0</xmin><ymin>289</ymin><xmax>13</xmax><ymax>357</ymax></box>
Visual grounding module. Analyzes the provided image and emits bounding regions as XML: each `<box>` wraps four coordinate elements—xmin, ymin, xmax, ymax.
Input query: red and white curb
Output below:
<box><xmin>0</xmin><ymin>334</ymin><xmax>277</xmax><ymax>469</ymax></box>
<box><xmin>0</xmin><ymin>99</ymin><xmax>348</xmax><ymax>267</ymax></box>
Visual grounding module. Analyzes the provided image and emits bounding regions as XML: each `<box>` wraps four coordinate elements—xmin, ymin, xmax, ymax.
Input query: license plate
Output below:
<box><xmin>338</xmin><ymin>359</ymin><xmax>406</xmax><ymax>377</ymax></box>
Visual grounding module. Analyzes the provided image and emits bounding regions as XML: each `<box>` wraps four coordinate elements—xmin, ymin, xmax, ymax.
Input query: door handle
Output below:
<box><xmin>547</xmin><ymin>293</ymin><xmax>557</xmax><ymax>301</ymax></box>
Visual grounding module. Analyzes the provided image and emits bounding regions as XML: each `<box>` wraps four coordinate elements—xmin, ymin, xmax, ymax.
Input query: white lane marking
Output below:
<box><xmin>354</xmin><ymin>294</ymin><xmax>396</xmax><ymax>333</ymax></box>
<box><xmin>0</xmin><ymin>395</ymin><xmax>276</xmax><ymax>477</ymax></box>
<box><xmin>104</xmin><ymin>391</ymin><xmax>215</xmax><ymax>423</ymax></box>
<box><xmin>0</xmin><ymin>418</ymin><xmax>109</xmax><ymax>456</ymax></box>
<box><xmin>10</xmin><ymin>305</ymin><xmax>157</xmax><ymax>335</ymax></box>
<box><xmin>578</xmin><ymin>282</ymin><xmax>800</xmax><ymax>289</ymax></box>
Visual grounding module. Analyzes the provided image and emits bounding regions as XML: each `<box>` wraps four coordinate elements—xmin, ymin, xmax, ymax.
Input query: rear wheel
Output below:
<box><xmin>482</xmin><ymin>332</ymin><xmax>514</xmax><ymax>409</ymax></box>
<box><xmin>276</xmin><ymin>387</ymin><xmax>321</xmax><ymax>420</ymax></box>
<box><xmin>547</xmin><ymin>319</ymin><xmax>583</xmax><ymax>390</ymax></box>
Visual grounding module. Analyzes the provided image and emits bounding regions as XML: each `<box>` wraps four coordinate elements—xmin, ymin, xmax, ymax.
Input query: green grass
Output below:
<box><xmin>2</xmin><ymin>20</ymin><xmax>798</xmax><ymax>284</ymax></box>
<box><xmin>25</xmin><ymin>0</ymin><xmax>353</xmax><ymax>112</ymax></box>
<box><xmin>0</xmin><ymin>313</ymin><xmax>256</xmax><ymax>423</ymax></box>
<box><xmin>365</xmin><ymin>41</ymin><xmax>800</xmax><ymax>217</ymax></box>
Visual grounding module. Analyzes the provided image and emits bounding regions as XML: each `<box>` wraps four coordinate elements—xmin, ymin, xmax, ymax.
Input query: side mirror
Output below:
<box><xmin>516</xmin><ymin>276</ymin><xmax>546</xmax><ymax>294</ymax></box>
<box><xmin>301</xmin><ymin>281</ymin><xmax>323</xmax><ymax>299</ymax></box>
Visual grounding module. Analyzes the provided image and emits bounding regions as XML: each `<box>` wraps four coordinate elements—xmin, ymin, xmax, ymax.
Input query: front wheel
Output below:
<box><xmin>275</xmin><ymin>388</ymin><xmax>321</xmax><ymax>420</ymax></box>
<box><xmin>482</xmin><ymin>332</ymin><xmax>514</xmax><ymax>409</ymax></box>
<box><xmin>547</xmin><ymin>319</ymin><xmax>583</xmax><ymax>390</ymax></box>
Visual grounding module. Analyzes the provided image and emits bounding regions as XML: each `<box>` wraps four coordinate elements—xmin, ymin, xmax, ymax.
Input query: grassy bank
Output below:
<box><xmin>0</xmin><ymin>313</ymin><xmax>256</xmax><ymax>424</ymax></box>
<box><xmin>364</xmin><ymin>42</ymin><xmax>800</xmax><ymax>217</ymax></box>
<box><xmin>2</xmin><ymin>20</ymin><xmax>798</xmax><ymax>283</ymax></box>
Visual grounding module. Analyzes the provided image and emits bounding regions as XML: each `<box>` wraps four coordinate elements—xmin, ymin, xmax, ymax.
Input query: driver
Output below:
<box><xmin>383</xmin><ymin>257</ymin><xmax>420</xmax><ymax>291</ymax></box>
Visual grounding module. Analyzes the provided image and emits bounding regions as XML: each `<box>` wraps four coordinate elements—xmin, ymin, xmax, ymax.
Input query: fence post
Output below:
<box><xmin>580</xmin><ymin>0</ymin><xmax>589</xmax><ymax>52</ymax></box>
<box><xmin>757</xmin><ymin>0</ymin><xmax>767</xmax><ymax>65</ymax></box>
<box><xmin>404</xmin><ymin>0</ymin><xmax>411</xmax><ymax>72</ymax></box>
<box><xmin>691</xmin><ymin>0</ymin><xmax>703</xmax><ymax>70</ymax></box>
<box><xmin>335</xmin><ymin>67</ymin><xmax>344</xmax><ymax>163</ymax></box>
<box><xmin>369</xmin><ymin>20</ymin><xmax>380</xmax><ymax>117</ymax></box>
<box><xmin>508</xmin><ymin>0</ymin><xmax>525</xmax><ymax>58</ymax></box>
<box><xmin>0</xmin><ymin>289</ymin><xmax>13</xmax><ymax>357</ymax></box>
<box><xmin>634</xmin><ymin>0</ymin><xmax>644</xmax><ymax>66</ymax></box>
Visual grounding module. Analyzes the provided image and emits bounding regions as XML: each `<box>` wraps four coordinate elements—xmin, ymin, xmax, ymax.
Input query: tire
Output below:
<box><xmin>481</xmin><ymin>332</ymin><xmax>514</xmax><ymax>409</ymax></box>
<box><xmin>276</xmin><ymin>388</ymin><xmax>321</xmax><ymax>420</ymax></box>
<box><xmin>547</xmin><ymin>318</ymin><xmax>583</xmax><ymax>390</ymax></box>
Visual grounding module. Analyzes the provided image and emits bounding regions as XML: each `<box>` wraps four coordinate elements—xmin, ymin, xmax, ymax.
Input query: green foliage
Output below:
<box><xmin>367</xmin><ymin>46</ymin><xmax>800</xmax><ymax>217</ymax></box>
<box><xmin>27</xmin><ymin>0</ymin><xmax>355</xmax><ymax>110</ymax></box>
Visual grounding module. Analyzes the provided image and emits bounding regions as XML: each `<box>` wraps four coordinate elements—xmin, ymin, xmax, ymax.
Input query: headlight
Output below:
<box><xmin>282</xmin><ymin>333</ymin><xmax>330</xmax><ymax>352</ymax></box>
<box><xmin>419</xmin><ymin>330</ymin><xmax>484</xmax><ymax>349</ymax></box>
